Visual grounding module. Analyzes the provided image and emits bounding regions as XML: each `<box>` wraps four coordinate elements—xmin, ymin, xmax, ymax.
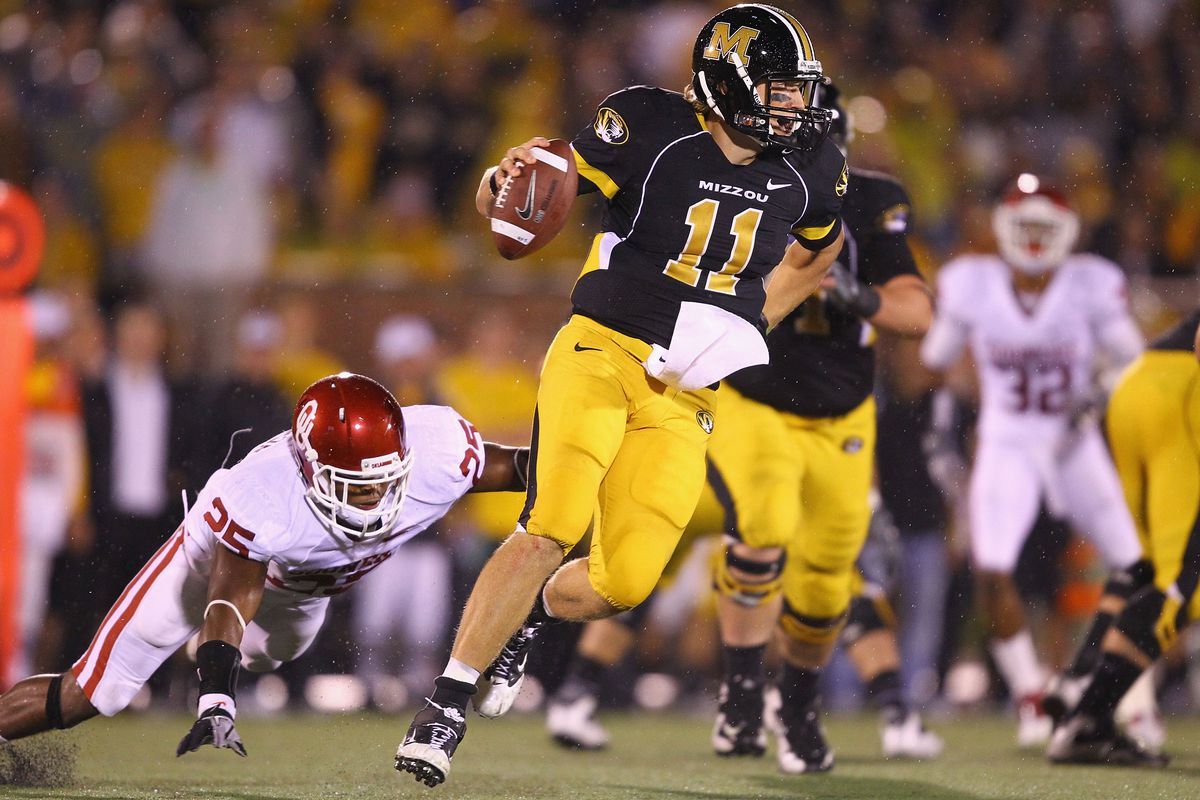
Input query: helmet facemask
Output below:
<box><xmin>992</xmin><ymin>195</ymin><xmax>1080</xmax><ymax>276</ymax></box>
<box><xmin>696</xmin><ymin>52</ymin><xmax>832</xmax><ymax>152</ymax></box>
<box><xmin>691</xmin><ymin>4</ymin><xmax>833</xmax><ymax>154</ymax></box>
<box><xmin>301</xmin><ymin>448</ymin><xmax>414</xmax><ymax>542</ymax></box>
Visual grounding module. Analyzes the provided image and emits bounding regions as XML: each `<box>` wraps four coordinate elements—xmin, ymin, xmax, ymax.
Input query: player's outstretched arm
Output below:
<box><xmin>177</xmin><ymin>546</ymin><xmax>268</xmax><ymax>759</ymax></box>
<box><xmin>475</xmin><ymin>137</ymin><xmax>552</xmax><ymax>218</ymax></box>
<box><xmin>762</xmin><ymin>229</ymin><xmax>845</xmax><ymax>330</ymax></box>
<box><xmin>470</xmin><ymin>443</ymin><xmax>531</xmax><ymax>494</ymax></box>
<box><xmin>825</xmin><ymin>272</ymin><xmax>932</xmax><ymax>336</ymax></box>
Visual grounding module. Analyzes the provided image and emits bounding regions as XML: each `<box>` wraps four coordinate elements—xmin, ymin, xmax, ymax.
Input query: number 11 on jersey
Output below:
<box><xmin>664</xmin><ymin>199</ymin><xmax>763</xmax><ymax>295</ymax></box>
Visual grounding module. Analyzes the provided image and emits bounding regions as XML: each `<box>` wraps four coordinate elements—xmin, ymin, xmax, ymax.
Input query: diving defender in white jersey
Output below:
<box><xmin>920</xmin><ymin>175</ymin><xmax>1148</xmax><ymax>747</ymax></box>
<box><xmin>0</xmin><ymin>373</ymin><xmax>528</xmax><ymax>758</ymax></box>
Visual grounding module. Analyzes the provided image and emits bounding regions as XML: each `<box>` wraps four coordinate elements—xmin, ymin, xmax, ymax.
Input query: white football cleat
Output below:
<box><xmin>1017</xmin><ymin>695</ymin><xmax>1053</xmax><ymax>748</ymax></box>
<box><xmin>1119</xmin><ymin>709</ymin><xmax>1167</xmax><ymax>754</ymax></box>
<box><xmin>546</xmin><ymin>694</ymin><xmax>610</xmax><ymax>750</ymax></box>
<box><xmin>474</xmin><ymin>626</ymin><xmax>538</xmax><ymax>718</ymax></box>
<box><xmin>881</xmin><ymin>711</ymin><xmax>944</xmax><ymax>760</ymax></box>
<box><xmin>1115</xmin><ymin>666</ymin><xmax>1165</xmax><ymax>753</ymax></box>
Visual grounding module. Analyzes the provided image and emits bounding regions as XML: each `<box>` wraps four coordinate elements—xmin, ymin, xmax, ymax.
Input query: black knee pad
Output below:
<box><xmin>1104</xmin><ymin>559</ymin><xmax>1156</xmax><ymax>601</ymax></box>
<box><xmin>842</xmin><ymin>592</ymin><xmax>894</xmax><ymax>647</ymax></box>
<box><xmin>779</xmin><ymin>599</ymin><xmax>847</xmax><ymax>647</ymax></box>
<box><xmin>46</xmin><ymin>673</ymin><xmax>68</xmax><ymax>730</ymax></box>
<box><xmin>1115</xmin><ymin>586</ymin><xmax>1168</xmax><ymax>660</ymax></box>
<box><xmin>714</xmin><ymin>547</ymin><xmax>786</xmax><ymax>608</ymax></box>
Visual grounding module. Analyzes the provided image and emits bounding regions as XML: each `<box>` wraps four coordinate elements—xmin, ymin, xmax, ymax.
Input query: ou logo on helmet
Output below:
<box><xmin>294</xmin><ymin>399</ymin><xmax>319</xmax><ymax>462</ymax></box>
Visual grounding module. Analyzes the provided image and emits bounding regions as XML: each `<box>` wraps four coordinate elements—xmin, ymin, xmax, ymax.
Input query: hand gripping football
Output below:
<box><xmin>489</xmin><ymin>139</ymin><xmax>578</xmax><ymax>260</ymax></box>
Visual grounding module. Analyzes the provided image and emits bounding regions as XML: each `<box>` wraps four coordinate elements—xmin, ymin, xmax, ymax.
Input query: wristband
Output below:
<box><xmin>851</xmin><ymin>284</ymin><xmax>882</xmax><ymax>318</ymax></box>
<box><xmin>196</xmin><ymin>639</ymin><xmax>241</xmax><ymax>702</ymax></box>
<box><xmin>198</xmin><ymin>692</ymin><xmax>237</xmax><ymax>719</ymax></box>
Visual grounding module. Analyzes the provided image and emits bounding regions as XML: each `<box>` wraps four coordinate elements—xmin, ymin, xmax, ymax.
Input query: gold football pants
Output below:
<box><xmin>706</xmin><ymin>386</ymin><xmax>875</xmax><ymax>630</ymax></box>
<box><xmin>520</xmin><ymin>315</ymin><xmax>716</xmax><ymax>610</ymax></box>
<box><xmin>1107</xmin><ymin>350</ymin><xmax>1200</xmax><ymax>618</ymax></box>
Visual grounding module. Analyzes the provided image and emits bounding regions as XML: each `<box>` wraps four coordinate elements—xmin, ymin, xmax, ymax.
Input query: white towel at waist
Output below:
<box><xmin>642</xmin><ymin>301</ymin><xmax>768</xmax><ymax>391</ymax></box>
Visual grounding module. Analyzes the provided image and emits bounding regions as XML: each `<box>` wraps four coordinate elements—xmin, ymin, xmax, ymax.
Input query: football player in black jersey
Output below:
<box><xmin>397</xmin><ymin>5</ymin><xmax>846</xmax><ymax>786</ymax></box>
<box><xmin>704</xmin><ymin>82</ymin><xmax>934</xmax><ymax>774</ymax></box>
<box><xmin>1047</xmin><ymin>310</ymin><xmax>1200</xmax><ymax>767</ymax></box>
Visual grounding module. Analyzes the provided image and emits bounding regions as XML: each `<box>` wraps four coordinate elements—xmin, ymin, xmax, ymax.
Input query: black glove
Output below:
<box><xmin>824</xmin><ymin>262</ymin><xmax>881</xmax><ymax>319</ymax></box>
<box><xmin>177</xmin><ymin>707</ymin><xmax>247</xmax><ymax>757</ymax></box>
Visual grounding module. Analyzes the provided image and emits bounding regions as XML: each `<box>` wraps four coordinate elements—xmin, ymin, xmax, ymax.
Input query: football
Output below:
<box><xmin>489</xmin><ymin>139</ymin><xmax>578</xmax><ymax>260</ymax></box>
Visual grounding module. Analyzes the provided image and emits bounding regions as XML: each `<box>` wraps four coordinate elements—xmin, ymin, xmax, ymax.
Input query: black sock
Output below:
<box><xmin>779</xmin><ymin>663</ymin><xmax>821</xmax><ymax>710</ymax></box>
<box><xmin>525</xmin><ymin>586</ymin><xmax>559</xmax><ymax>628</ymax></box>
<box><xmin>1075</xmin><ymin>653</ymin><xmax>1143</xmax><ymax>723</ymax></box>
<box><xmin>557</xmin><ymin>655</ymin><xmax>608</xmax><ymax>701</ymax></box>
<box><xmin>431</xmin><ymin>676</ymin><xmax>477</xmax><ymax>710</ymax></box>
<box><xmin>721</xmin><ymin>644</ymin><xmax>766</xmax><ymax>687</ymax></box>
<box><xmin>865</xmin><ymin>669</ymin><xmax>907</xmax><ymax>723</ymax></box>
<box><xmin>1067</xmin><ymin>611</ymin><xmax>1115</xmax><ymax>678</ymax></box>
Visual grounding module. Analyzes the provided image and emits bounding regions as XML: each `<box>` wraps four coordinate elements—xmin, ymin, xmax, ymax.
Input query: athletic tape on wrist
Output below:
<box><xmin>198</xmin><ymin>693</ymin><xmax>237</xmax><ymax>719</ymax></box>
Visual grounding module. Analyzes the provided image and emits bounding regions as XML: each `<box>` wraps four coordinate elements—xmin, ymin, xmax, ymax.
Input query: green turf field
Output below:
<box><xmin>2</xmin><ymin>711</ymin><xmax>1198</xmax><ymax>800</ymax></box>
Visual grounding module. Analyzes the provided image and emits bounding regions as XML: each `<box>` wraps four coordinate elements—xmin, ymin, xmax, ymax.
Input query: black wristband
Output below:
<box><xmin>849</xmin><ymin>284</ymin><xmax>882</xmax><ymax>318</ymax></box>
<box><xmin>196</xmin><ymin>639</ymin><xmax>241</xmax><ymax>699</ymax></box>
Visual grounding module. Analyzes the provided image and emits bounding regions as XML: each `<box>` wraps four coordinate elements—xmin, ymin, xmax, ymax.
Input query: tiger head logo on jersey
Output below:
<box><xmin>594</xmin><ymin>107</ymin><xmax>629</xmax><ymax>145</ymax></box>
<box><xmin>291</xmin><ymin>373</ymin><xmax>414</xmax><ymax>542</ymax></box>
<box><xmin>696</xmin><ymin>410</ymin><xmax>715</xmax><ymax>434</ymax></box>
<box><xmin>691</xmin><ymin>4</ymin><xmax>832</xmax><ymax>152</ymax></box>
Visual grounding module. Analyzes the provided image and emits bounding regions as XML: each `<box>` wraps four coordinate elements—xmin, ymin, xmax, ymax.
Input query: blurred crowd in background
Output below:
<box><xmin>4</xmin><ymin>0</ymin><xmax>1200</xmax><ymax>715</ymax></box>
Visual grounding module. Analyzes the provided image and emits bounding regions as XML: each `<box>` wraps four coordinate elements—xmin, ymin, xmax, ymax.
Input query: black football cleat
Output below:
<box><xmin>395</xmin><ymin>697</ymin><xmax>468</xmax><ymax>787</ymax></box>
<box><xmin>1047</xmin><ymin>714</ymin><xmax>1169</xmax><ymax>768</ymax></box>
<box><xmin>770</xmin><ymin>694</ymin><xmax>835</xmax><ymax>774</ymax></box>
<box><xmin>711</xmin><ymin>678</ymin><xmax>768</xmax><ymax>757</ymax></box>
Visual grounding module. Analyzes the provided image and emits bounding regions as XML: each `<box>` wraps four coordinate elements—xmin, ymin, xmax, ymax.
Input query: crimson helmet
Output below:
<box><xmin>691</xmin><ymin>4</ymin><xmax>832</xmax><ymax>152</ymax></box>
<box><xmin>992</xmin><ymin>174</ymin><xmax>1080</xmax><ymax>275</ymax></box>
<box><xmin>291</xmin><ymin>372</ymin><xmax>413</xmax><ymax>541</ymax></box>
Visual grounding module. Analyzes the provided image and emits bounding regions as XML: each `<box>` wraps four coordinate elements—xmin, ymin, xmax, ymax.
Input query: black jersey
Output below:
<box><xmin>569</xmin><ymin>86</ymin><xmax>846</xmax><ymax>348</ymax></box>
<box><xmin>1150</xmin><ymin>309</ymin><xmax>1200</xmax><ymax>352</ymax></box>
<box><xmin>728</xmin><ymin>169</ymin><xmax>919</xmax><ymax>418</ymax></box>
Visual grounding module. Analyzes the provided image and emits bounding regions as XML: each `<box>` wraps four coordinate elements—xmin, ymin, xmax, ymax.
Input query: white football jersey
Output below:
<box><xmin>181</xmin><ymin>405</ymin><xmax>485</xmax><ymax>597</ymax></box>
<box><xmin>931</xmin><ymin>253</ymin><xmax>1132</xmax><ymax>442</ymax></box>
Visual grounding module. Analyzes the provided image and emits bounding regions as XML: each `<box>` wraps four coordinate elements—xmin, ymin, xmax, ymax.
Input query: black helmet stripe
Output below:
<box><xmin>753</xmin><ymin>4</ymin><xmax>812</xmax><ymax>67</ymax></box>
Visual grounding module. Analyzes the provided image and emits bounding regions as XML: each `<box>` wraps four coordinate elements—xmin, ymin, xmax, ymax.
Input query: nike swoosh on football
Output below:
<box><xmin>766</xmin><ymin>180</ymin><xmax>792</xmax><ymax>190</ymax></box>
<box><xmin>516</xmin><ymin>171</ymin><xmax>537</xmax><ymax>220</ymax></box>
<box><xmin>574</xmin><ymin>342</ymin><xmax>602</xmax><ymax>352</ymax></box>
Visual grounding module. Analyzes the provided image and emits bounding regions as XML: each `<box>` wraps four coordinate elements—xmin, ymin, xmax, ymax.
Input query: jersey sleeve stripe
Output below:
<box><xmin>794</xmin><ymin>217</ymin><xmax>837</xmax><ymax>241</ymax></box>
<box><xmin>574</xmin><ymin>151</ymin><xmax>619</xmax><ymax>199</ymax></box>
